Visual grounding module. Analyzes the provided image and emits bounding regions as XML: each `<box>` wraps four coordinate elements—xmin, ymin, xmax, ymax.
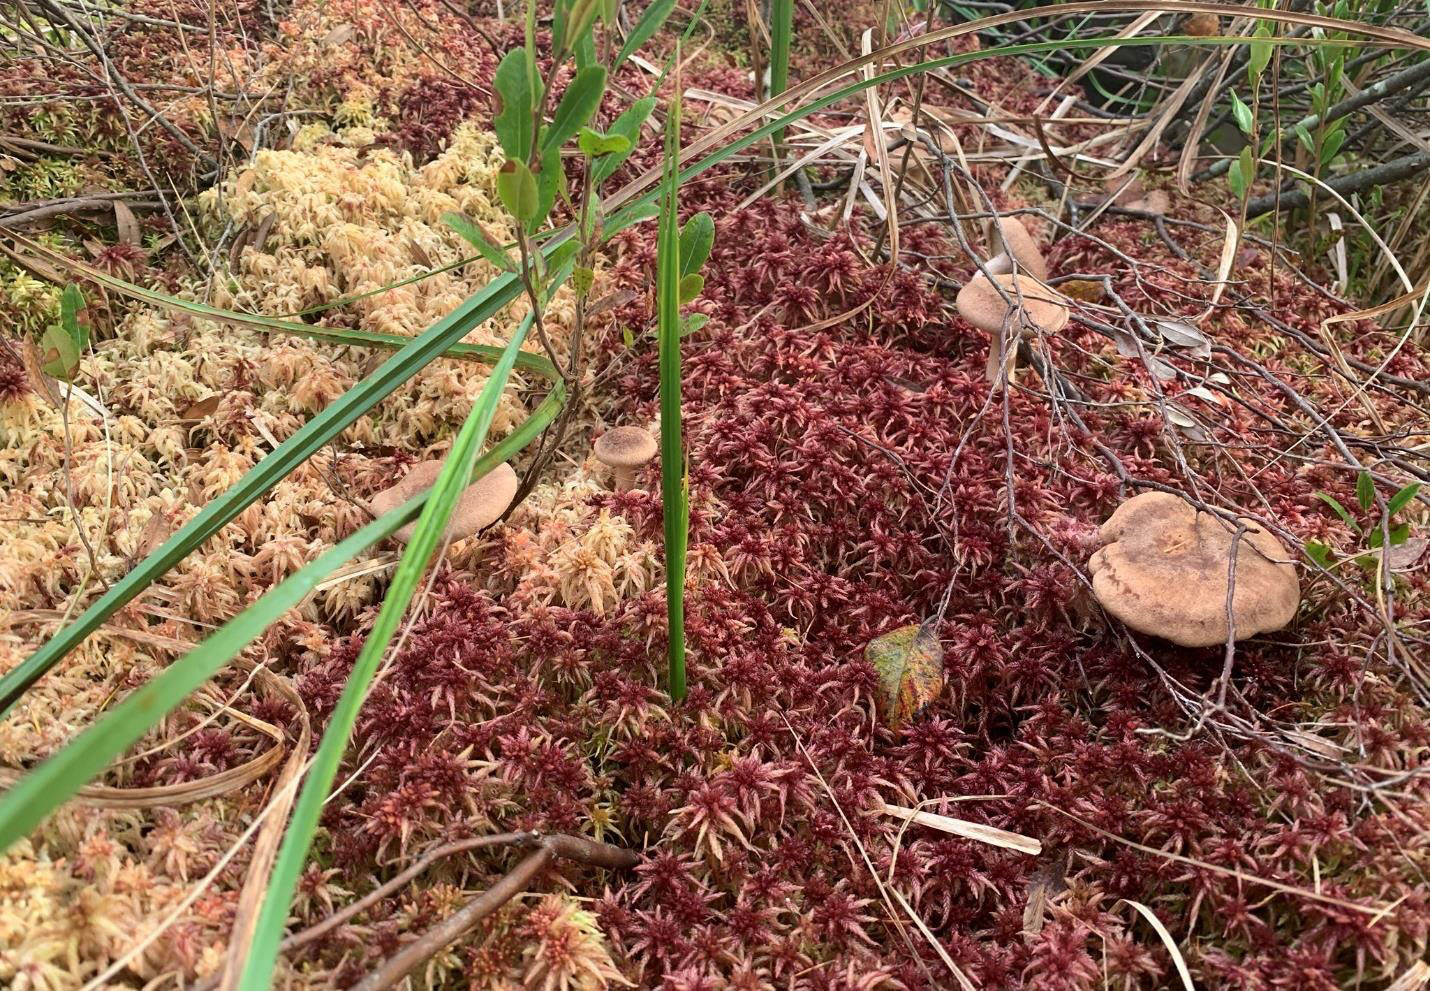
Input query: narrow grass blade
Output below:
<box><xmin>769</xmin><ymin>0</ymin><xmax>793</xmax><ymax>151</ymax></box>
<box><xmin>0</xmin><ymin>375</ymin><xmax>561</xmax><ymax>853</ymax></box>
<box><xmin>238</xmin><ymin>317</ymin><xmax>533</xmax><ymax>991</ymax></box>
<box><xmin>0</xmin><ymin>270</ymin><xmax>533</xmax><ymax>715</ymax></box>
<box><xmin>657</xmin><ymin>53</ymin><xmax>688</xmax><ymax>703</ymax></box>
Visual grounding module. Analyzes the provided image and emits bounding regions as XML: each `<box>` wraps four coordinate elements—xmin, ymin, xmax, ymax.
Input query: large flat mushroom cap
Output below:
<box><xmin>368</xmin><ymin>460</ymin><xmax>519</xmax><ymax>545</ymax></box>
<box><xmin>1088</xmin><ymin>491</ymin><xmax>1300</xmax><ymax>647</ymax></box>
<box><xmin>955</xmin><ymin>272</ymin><xmax>1070</xmax><ymax>335</ymax></box>
<box><xmin>988</xmin><ymin>216</ymin><xmax>1049</xmax><ymax>282</ymax></box>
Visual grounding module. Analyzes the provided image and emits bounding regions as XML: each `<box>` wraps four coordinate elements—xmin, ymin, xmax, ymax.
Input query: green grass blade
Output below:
<box><xmin>0</xmin><ymin>270</ymin><xmax>530</xmax><ymax>715</ymax></box>
<box><xmin>0</xmin><ymin>377</ymin><xmax>563</xmax><ymax>853</ymax></box>
<box><xmin>769</xmin><ymin>0</ymin><xmax>793</xmax><ymax>152</ymax></box>
<box><xmin>657</xmin><ymin>60</ymin><xmax>688</xmax><ymax>703</ymax></box>
<box><xmin>238</xmin><ymin>316</ymin><xmax>533</xmax><ymax>991</ymax></box>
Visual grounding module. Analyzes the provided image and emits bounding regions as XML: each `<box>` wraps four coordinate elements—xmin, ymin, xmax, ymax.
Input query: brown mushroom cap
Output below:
<box><xmin>594</xmin><ymin>425</ymin><xmax>658</xmax><ymax>469</ymax></box>
<box><xmin>955</xmin><ymin>272</ymin><xmax>1070</xmax><ymax>336</ymax></box>
<box><xmin>368</xmin><ymin>460</ymin><xmax>519</xmax><ymax>545</ymax></box>
<box><xmin>987</xmin><ymin>217</ymin><xmax>1048</xmax><ymax>282</ymax></box>
<box><xmin>1126</xmin><ymin>189</ymin><xmax>1171</xmax><ymax>215</ymax></box>
<box><xmin>1088</xmin><ymin>491</ymin><xmax>1300</xmax><ymax>647</ymax></box>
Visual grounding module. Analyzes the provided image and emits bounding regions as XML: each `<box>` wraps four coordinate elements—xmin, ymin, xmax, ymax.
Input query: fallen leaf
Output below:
<box><xmin>1387</xmin><ymin>537</ymin><xmax>1427</xmax><ymax>573</ymax></box>
<box><xmin>113</xmin><ymin>199</ymin><xmax>141</xmax><ymax>245</ymax></box>
<box><xmin>866</xmin><ymin>622</ymin><xmax>943</xmax><ymax>729</ymax></box>
<box><xmin>1164</xmin><ymin>402</ymin><xmax>1209</xmax><ymax>442</ymax></box>
<box><xmin>587</xmin><ymin>289</ymin><xmax>639</xmax><ymax>318</ymax></box>
<box><xmin>1155</xmin><ymin>318</ymin><xmax>1211</xmax><ymax>358</ymax></box>
<box><xmin>181</xmin><ymin>394</ymin><xmax>223</xmax><ymax>420</ymax></box>
<box><xmin>883</xmin><ymin>802</ymin><xmax>1041</xmax><ymax>855</ymax></box>
<box><xmin>252</xmin><ymin>213</ymin><xmax>278</xmax><ymax>253</ymax></box>
<box><xmin>321</xmin><ymin>22</ymin><xmax>354</xmax><ymax>45</ymax></box>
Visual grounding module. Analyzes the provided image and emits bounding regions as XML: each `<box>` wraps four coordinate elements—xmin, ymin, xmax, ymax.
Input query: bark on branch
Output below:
<box><xmin>350</xmin><ymin>833</ymin><xmax>640</xmax><ymax>991</ymax></box>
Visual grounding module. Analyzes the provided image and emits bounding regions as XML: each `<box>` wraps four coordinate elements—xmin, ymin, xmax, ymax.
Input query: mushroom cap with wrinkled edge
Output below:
<box><xmin>594</xmin><ymin>425</ymin><xmax>658</xmax><ymax>468</ymax></box>
<box><xmin>956</xmin><ymin>272</ymin><xmax>1070</xmax><ymax>336</ymax></box>
<box><xmin>988</xmin><ymin>217</ymin><xmax>1048</xmax><ymax>282</ymax></box>
<box><xmin>1088</xmin><ymin>491</ymin><xmax>1300</xmax><ymax>647</ymax></box>
<box><xmin>368</xmin><ymin>460</ymin><xmax>519</xmax><ymax>544</ymax></box>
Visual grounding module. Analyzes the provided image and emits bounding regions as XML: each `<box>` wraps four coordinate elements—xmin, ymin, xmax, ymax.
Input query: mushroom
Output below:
<box><xmin>1088</xmin><ymin>491</ymin><xmax>1300</xmax><ymax>647</ymax></box>
<box><xmin>955</xmin><ymin>271</ymin><xmax>1069</xmax><ymax>386</ymax></box>
<box><xmin>367</xmin><ymin>460</ymin><xmax>519</xmax><ymax>544</ymax></box>
<box><xmin>983</xmin><ymin>216</ymin><xmax>1048</xmax><ymax>282</ymax></box>
<box><xmin>593</xmin><ymin>426</ymin><xmax>658</xmax><ymax>491</ymax></box>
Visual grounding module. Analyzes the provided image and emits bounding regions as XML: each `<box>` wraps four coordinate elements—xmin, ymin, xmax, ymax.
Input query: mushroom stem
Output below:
<box><xmin>986</xmin><ymin>327</ymin><xmax>1017</xmax><ymax>387</ymax></box>
<box><xmin>612</xmin><ymin>465</ymin><xmax>638</xmax><ymax>491</ymax></box>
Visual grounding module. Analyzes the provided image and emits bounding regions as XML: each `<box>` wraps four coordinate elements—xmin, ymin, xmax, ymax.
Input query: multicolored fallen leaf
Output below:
<box><xmin>866</xmin><ymin>622</ymin><xmax>943</xmax><ymax>729</ymax></box>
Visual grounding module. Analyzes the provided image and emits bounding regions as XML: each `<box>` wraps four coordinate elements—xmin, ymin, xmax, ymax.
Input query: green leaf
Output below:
<box><xmin>1247</xmin><ymin>21</ymin><xmax>1274</xmax><ymax>82</ymax></box>
<box><xmin>563</xmin><ymin>0</ymin><xmax>602</xmax><ymax>53</ymax></box>
<box><xmin>0</xmin><ymin>264</ymin><xmax>540</xmax><ymax>717</ymax></box>
<box><xmin>573</xmin><ymin>265</ymin><xmax>595</xmax><ymax>294</ymax></box>
<box><xmin>41</xmin><ymin>284</ymin><xmax>89</xmax><ymax>380</ymax></box>
<box><xmin>678</xmin><ymin>272</ymin><xmax>704</xmax><ymax>304</ymax></box>
<box><xmin>240</xmin><ymin>316</ymin><xmax>535</xmax><ymax>991</ymax></box>
<box><xmin>1369</xmin><ymin>522</ymin><xmax>1410</xmax><ymax>549</ymax></box>
<box><xmin>1303</xmin><ymin>540</ymin><xmax>1334</xmax><ymax>569</ymax></box>
<box><xmin>1226</xmin><ymin>159</ymin><xmax>1246</xmax><ymax>200</ymax></box>
<box><xmin>0</xmin><ymin>374</ymin><xmax>563</xmax><ymax>854</ymax></box>
<box><xmin>441</xmin><ymin>212</ymin><xmax>515</xmax><ymax>271</ymax></box>
<box><xmin>679</xmin><ymin>312</ymin><xmax>710</xmax><ymax>337</ymax></box>
<box><xmin>614</xmin><ymin>0</ymin><xmax>676</xmax><ymax>69</ymax></box>
<box><xmin>592</xmin><ymin>97</ymin><xmax>655</xmax><ymax>185</ymax></box>
<box><xmin>604</xmin><ymin>201</ymin><xmax>659</xmax><ymax>238</ymax></box>
<box><xmin>1314</xmin><ymin>491</ymin><xmax>1361</xmax><ymax>533</ymax></box>
<box><xmin>542</xmin><ymin>66</ymin><xmax>607</xmax><ymax>158</ymax></box>
<box><xmin>1238</xmin><ymin>147</ymin><xmax>1256</xmax><ymax>189</ymax></box>
<box><xmin>497</xmin><ymin>158</ymin><xmax>539</xmax><ymax>224</ymax></box>
<box><xmin>579</xmin><ymin>127</ymin><xmax>632</xmax><ymax>158</ymax></box>
<box><xmin>1320</xmin><ymin>126</ymin><xmax>1346</xmax><ymax>166</ymax></box>
<box><xmin>678</xmin><ymin>211</ymin><xmax>715</xmax><ymax>278</ymax></box>
<box><xmin>1295</xmin><ymin>123</ymin><xmax>1314</xmax><ymax>153</ymax></box>
<box><xmin>1230</xmin><ymin>91</ymin><xmax>1254</xmax><ymax>137</ymax></box>
<box><xmin>493</xmin><ymin>49</ymin><xmax>536</xmax><ymax>162</ymax></box>
<box><xmin>866</xmin><ymin>622</ymin><xmax>944</xmax><ymax>729</ymax></box>
<box><xmin>1356</xmin><ymin>470</ymin><xmax>1375</xmax><ymax>512</ymax></box>
<box><xmin>1387</xmin><ymin>483</ymin><xmax>1421</xmax><ymax>517</ymax></box>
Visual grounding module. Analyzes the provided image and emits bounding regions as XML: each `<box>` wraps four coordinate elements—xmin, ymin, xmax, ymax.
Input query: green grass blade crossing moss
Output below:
<box><xmin>0</xmin><ymin>270</ymin><xmax>531</xmax><ymax>715</ymax></box>
<box><xmin>0</xmin><ymin>374</ymin><xmax>559</xmax><ymax>851</ymax></box>
<box><xmin>238</xmin><ymin>316</ymin><xmax>534</xmax><ymax>991</ymax></box>
<box><xmin>658</xmin><ymin>61</ymin><xmax>688</xmax><ymax>702</ymax></box>
<box><xmin>769</xmin><ymin>0</ymin><xmax>794</xmax><ymax>153</ymax></box>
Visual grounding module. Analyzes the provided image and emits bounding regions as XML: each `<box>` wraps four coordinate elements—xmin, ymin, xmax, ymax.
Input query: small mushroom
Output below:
<box><xmin>955</xmin><ymin>271</ymin><xmax>1069</xmax><ymax>386</ymax></box>
<box><xmin>1088</xmin><ymin>491</ymin><xmax>1300</xmax><ymax>647</ymax></box>
<box><xmin>367</xmin><ymin>460</ymin><xmax>519</xmax><ymax>544</ymax></box>
<box><xmin>594</xmin><ymin>425</ymin><xmax>658</xmax><ymax>491</ymax></box>
<box><xmin>983</xmin><ymin>216</ymin><xmax>1048</xmax><ymax>282</ymax></box>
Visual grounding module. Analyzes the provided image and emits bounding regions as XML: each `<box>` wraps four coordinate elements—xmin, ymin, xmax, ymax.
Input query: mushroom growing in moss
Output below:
<box><xmin>1088</xmin><ymin>491</ymin><xmax>1300</xmax><ymax>647</ymax></box>
<box><xmin>983</xmin><ymin>216</ymin><xmax>1048</xmax><ymax>282</ymax></box>
<box><xmin>367</xmin><ymin>460</ymin><xmax>519</xmax><ymax>544</ymax></box>
<box><xmin>593</xmin><ymin>426</ymin><xmax>658</xmax><ymax>491</ymax></box>
<box><xmin>955</xmin><ymin>272</ymin><xmax>1069</xmax><ymax>386</ymax></box>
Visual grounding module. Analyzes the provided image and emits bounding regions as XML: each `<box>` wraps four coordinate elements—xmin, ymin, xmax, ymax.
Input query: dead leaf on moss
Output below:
<box><xmin>867</xmin><ymin>622</ymin><xmax>943</xmax><ymax>729</ymax></box>
<box><xmin>180</xmin><ymin>394</ymin><xmax>223</xmax><ymax>421</ymax></box>
<box><xmin>113</xmin><ymin>200</ymin><xmax>141</xmax><ymax>245</ymax></box>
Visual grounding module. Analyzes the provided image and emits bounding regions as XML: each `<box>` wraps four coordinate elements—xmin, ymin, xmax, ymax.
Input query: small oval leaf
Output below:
<box><xmin>867</xmin><ymin>622</ymin><xmax>944</xmax><ymax>729</ymax></box>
